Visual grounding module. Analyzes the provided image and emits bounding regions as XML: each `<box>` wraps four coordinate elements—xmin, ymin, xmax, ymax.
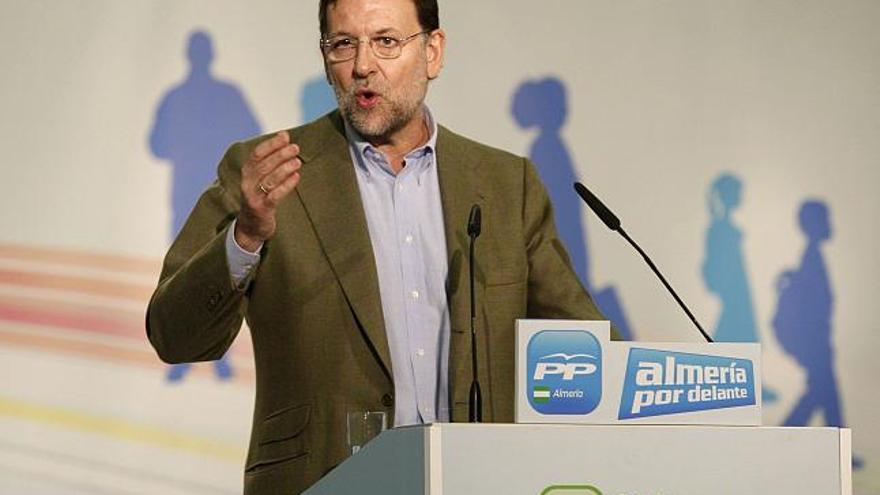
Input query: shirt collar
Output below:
<box><xmin>344</xmin><ymin>105</ymin><xmax>438</xmax><ymax>177</ymax></box>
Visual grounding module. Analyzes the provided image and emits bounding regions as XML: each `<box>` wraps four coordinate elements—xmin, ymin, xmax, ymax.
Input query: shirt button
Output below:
<box><xmin>416</xmin><ymin>348</ymin><xmax>425</xmax><ymax>357</ymax></box>
<box><xmin>411</xmin><ymin>290</ymin><xmax>420</xmax><ymax>300</ymax></box>
<box><xmin>405</xmin><ymin>235</ymin><xmax>413</xmax><ymax>244</ymax></box>
<box><xmin>397</xmin><ymin>184</ymin><xmax>404</xmax><ymax>191</ymax></box>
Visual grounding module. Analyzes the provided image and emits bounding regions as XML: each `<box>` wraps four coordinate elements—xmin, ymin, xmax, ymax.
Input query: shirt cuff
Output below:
<box><xmin>225</xmin><ymin>219</ymin><xmax>262</xmax><ymax>288</ymax></box>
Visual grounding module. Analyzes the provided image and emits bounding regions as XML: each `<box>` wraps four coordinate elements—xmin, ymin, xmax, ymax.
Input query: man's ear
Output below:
<box><xmin>425</xmin><ymin>29</ymin><xmax>446</xmax><ymax>80</ymax></box>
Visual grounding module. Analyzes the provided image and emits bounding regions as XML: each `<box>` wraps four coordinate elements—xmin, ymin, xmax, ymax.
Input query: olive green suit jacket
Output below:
<box><xmin>146</xmin><ymin>111</ymin><xmax>606</xmax><ymax>494</ymax></box>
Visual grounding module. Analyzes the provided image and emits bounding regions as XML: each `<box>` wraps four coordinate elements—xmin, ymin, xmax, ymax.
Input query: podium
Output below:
<box><xmin>306</xmin><ymin>321</ymin><xmax>851</xmax><ymax>494</ymax></box>
<box><xmin>304</xmin><ymin>423</ymin><xmax>851</xmax><ymax>495</ymax></box>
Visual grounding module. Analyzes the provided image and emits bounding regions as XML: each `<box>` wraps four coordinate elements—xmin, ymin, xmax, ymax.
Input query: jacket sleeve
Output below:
<box><xmin>520</xmin><ymin>158</ymin><xmax>621</xmax><ymax>340</ymax></box>
<box><xmin>146</xmin><ymin>141</ymin><xmax>255</xmax><ymax>363</ymax></box>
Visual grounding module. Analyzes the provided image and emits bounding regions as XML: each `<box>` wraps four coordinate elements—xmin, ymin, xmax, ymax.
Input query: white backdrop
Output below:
<box><xmin>1</xmin><ymin>1</ymin><xmax>878</xmax><ymax>493</ymax></box>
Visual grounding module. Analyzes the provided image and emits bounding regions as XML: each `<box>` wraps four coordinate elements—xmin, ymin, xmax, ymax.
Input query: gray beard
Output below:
<box><xmin>340</xmin><ymin>99</ymin><xmax>418</xmax><ymax>142</ymax></box>
<box><xmin>333</xmin><ymin>81</ymin><xmax>425</xmax><ymax>142</ymax></box>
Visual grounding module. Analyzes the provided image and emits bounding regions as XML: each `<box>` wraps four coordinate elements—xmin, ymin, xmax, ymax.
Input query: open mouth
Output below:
<box><xmin>355</xmin><ymin>88</ymin><xmax>380</xmax><ymax>109</ymax></box>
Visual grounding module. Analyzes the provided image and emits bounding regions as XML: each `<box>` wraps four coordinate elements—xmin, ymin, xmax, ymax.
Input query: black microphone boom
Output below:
<box><xmin>573</xmin><ymin>182</ymin><xmax>714</xmax><ymax>343</ymax></box>
<box><xmin>573</xmin><ymin>182</ymin><xmax>620</xmax><ymax>231</ymax></box>
<box><xmin>467</xmin><ymin>204</ymin><xmax>483</xmax><ymax>422</ymax></box>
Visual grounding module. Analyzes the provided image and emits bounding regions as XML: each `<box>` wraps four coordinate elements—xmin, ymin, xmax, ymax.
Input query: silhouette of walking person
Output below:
<box><xmin>702</xmin><ymin>175</ymin><xmax>776</xmax><ymax>401</ymax></box>
<box><xmin>772</xmin><ymin>201</ymin><xmax>861</xmax><ymax>468</ymax></box>
<box><xmin>149</xmin><ymin>30</ymin><xmax>262</xmax><ymax>382</ymax></box>
<box><xmin>702</xmin><ymin>174</ymin><xmax>759</xmax><ymax>342</ymax></box>
<box><xmin>774</xmin><ymin>201</ymin><xmax>844</xmax><ymax>422</ymax></box>
<box><xmin>512</xmin><ymin>77</ymin><xmax>632</xmax><ymax>339</ymax></box>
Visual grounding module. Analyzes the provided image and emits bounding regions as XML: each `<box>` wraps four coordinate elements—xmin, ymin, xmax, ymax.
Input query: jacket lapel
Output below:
<box><xmin>292</xmin><ymin>113</ymin><xmax>392</xmax><ymax>379</ymax></box>
<box><xmin>290</xmin><ymin>117</ymin><xmax>484</xmax><ymax>390</ymax></box>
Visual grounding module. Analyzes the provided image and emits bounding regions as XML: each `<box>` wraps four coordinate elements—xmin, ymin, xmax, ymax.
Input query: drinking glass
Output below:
<box><xmin>346</xmin><ymin>411</ymin><xmax>387</xmax><ymax>455</ymax></box>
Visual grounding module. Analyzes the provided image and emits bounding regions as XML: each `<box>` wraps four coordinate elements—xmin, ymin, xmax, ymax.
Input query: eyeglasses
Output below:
<box><xmin>320</xmin><ymin>30</ymin><xmax>431</xmax><ymax>62</ymax></box>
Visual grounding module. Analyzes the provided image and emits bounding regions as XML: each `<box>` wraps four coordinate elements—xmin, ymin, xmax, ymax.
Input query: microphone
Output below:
<box><xmin>468</xmin><ymin>204</ymin><xmax>482</xmax><ymax>238</ymax></box>
<box><xmin>573</xmin><ymin>182</ymin><xmax>714</xmax><ymax>343</ymax></box>
<box><xmin>467</xmin><ymin>204</ymin><xmax>483</xmax><ymax>422</ymax></box>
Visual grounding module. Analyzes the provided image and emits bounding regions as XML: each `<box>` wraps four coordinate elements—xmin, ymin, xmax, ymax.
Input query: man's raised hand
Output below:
<box><xmin>235</xmin><ymin>131</ymin><xmax>302</xmax><ymax>252</ymax></box>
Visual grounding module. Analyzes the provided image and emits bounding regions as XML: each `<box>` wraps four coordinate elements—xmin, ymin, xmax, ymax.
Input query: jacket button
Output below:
<box><xmin>381</xmin><ymin>393</ymin><xmax>394</xmax><ymax>407</ymax></box>
<box><xmin>205</xmin><ymin>286</ymin><xmax>223</xmax><ymax>310</ymax></box>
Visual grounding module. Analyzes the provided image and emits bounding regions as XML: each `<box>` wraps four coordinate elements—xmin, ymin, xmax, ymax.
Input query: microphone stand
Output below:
<box><xmin>468</xmin><ymin>205</ymin><xmax>483</xmax><ymax>422</ymax></box>
<box><xmin>573</xmin><ymin>182</ymin><xmax>713</xmax><ymax>343</ymax></box>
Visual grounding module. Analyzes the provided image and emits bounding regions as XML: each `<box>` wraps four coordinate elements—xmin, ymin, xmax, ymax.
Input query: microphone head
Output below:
<box><xmin>468</xmin><ymin>204</ymin><xmax>482</xmax><ymax>238</ymax></box>
<box><xmin>573</xmin><ymin>182</ymin><xmax>621</xmax><ymax>231</ymax></box>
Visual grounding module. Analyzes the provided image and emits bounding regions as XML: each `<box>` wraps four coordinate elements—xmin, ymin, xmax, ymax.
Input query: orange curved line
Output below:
<box><xmin>0</xmin><ymin>268</ymin><xmax>154</xmax><ymax>302</ymax></box>
<box><xmin>0</xmin><ymin>330</ymin><xmax>255</xmax><ymax>386</ymax></box>
<box><xmin>0</xmin><ymin>294</ymin><xmax>253</xmax><ymax>356</ymax></box>
<box><xmin>0</xmin><ymin>243</ymin><xmax>161</xmax><ymax>274</ymax></box>
<box><xmin>0</xmin><ymin>329</ymin><xmax>160</xmax><ymax>366</ymax></box>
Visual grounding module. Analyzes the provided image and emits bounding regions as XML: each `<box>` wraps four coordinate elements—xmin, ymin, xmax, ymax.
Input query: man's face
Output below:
<box><xmin>323</xmin><ymin>0</ymin><xmax>445</xmax><ymax>141</ymax></box>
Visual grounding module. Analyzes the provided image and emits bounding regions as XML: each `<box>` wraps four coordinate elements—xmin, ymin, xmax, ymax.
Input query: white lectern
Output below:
<box><xmin>306</xmin><ymin>320</ymin><xmax>852</xmax><ymax>494</ymax></box>
<box><xmin>305</xmin><ymin>423</ymin><xmax>851</xmax><ymax>494</ymax></box>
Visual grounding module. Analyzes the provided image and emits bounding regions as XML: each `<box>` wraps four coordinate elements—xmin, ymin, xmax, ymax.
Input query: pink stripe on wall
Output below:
<box><xmin>0</xmin><ymin>268</ymin><xmax>154</xmax><ymax>302</ymax></box>
<box><xmin>0</xmin><ymin>302</ymin><xmax>143</xmax><ymax>339</ymax></box>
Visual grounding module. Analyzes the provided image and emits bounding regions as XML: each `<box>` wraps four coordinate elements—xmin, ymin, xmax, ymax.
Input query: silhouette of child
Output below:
<box><xmin>512</xmin><ymin>77</ymin><xmax>632</xmax><ymax>340</ymax></box>
<box><xmin>702</xmin><ymin>174</ymin><xmax>759</xmax><ymax>343</ymax></box>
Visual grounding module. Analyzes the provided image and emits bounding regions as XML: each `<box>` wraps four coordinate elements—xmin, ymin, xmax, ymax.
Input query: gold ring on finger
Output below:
<box><xmin>258</xmin><ymin>183</ymin><xmax>272</xmax><ymax>195</ymax></box>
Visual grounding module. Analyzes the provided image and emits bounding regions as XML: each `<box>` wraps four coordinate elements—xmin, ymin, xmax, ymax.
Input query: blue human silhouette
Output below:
<box><xmin>702</xmin><ymin>174</ymin><xmax>759</xmax><ymax>343</ymax></box>
<box><xmin>773</xmin><ymin>201</ymin><xmax>846</xmax><ymax>422</ymax></box>
<box><xmin>150</xmin><ymin>30</ymin><xmax>262</xmax><ymax>235</ymax></box>
<box><xmin>149</xmin><ymin>30</ymin><xmax>262</xmax><ymax>382</ymax></box>
<box><xmin>772</xmin><ymin>201</ymin><xmax>861</xmax><ymax>468</ymax></box>
<box><xmin>300</xmin><ymin>76</ymin><xmax>337</xmax><ymax>123</ymax></box>
<box><xmin>512</xmin><ymin>77</ymin><xmax>633</xmax><ymax>339</ymax></box>
<box><xmin>702</xmin><ymin>174</ymin><xmax>777</xmax><ymax>402</ymax></box>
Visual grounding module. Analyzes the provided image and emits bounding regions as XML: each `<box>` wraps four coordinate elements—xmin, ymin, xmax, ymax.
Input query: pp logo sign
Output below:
<box><xmin>527</xmin><ymin>330</ymin><xmax>602</xmax><ymax>414</ymax></box>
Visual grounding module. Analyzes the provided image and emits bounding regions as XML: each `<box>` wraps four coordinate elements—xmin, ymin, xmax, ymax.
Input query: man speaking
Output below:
<box><xmin>146</xmin><ymin>0</ymin><xmax>608</xmax><ymax>492</ymax></box>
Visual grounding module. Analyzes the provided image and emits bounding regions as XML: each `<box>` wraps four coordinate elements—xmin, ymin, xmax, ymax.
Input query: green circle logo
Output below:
<box><xmin>540</xmin><ymin>485</ymin><xmax>603</xmax><ymax>495</ymax></box>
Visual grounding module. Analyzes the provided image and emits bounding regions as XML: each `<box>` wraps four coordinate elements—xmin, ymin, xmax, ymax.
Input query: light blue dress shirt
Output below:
<box><xmin>226</xmin><ymin>107</ymin><xmax>450</xmax><ymax>426</ymax></box>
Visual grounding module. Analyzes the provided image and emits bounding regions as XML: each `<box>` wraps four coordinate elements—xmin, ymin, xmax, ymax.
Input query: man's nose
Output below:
<box><xmin>353</xmin><ymin>39</ymin><xmax>376</xmax><ymax>77</ymax></box>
